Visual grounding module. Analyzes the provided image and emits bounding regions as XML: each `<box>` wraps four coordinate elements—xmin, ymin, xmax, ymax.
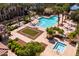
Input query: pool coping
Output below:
<box><xmin>36</xmin><ymin>15</ymin><xmax>58</xmax><ymax>28</ymax></box>
<box><xmin>53</xmin><ymin>42</ymin><xmax>67</xmax><ymax>53</ymax></box>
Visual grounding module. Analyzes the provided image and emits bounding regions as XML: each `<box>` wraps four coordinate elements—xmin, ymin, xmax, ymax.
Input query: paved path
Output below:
<box><xmin>8</xmin><ymin>50</ymin><xmax>16</xmax><ymax>56</ymax></box>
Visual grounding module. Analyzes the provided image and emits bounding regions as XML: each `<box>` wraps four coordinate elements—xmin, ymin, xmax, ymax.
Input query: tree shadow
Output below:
<box><xmin>54</xmin><ymin>35</ymin><xmax>65</xmax><ymax>41</ymax></box>
<box><xmin>1</xmin><ymin>35</ymin><xmax>9</xmax><ymax>46</ymax></box>
<box><xmin>70</xmin><ymin>41</ymin><xmax>77</xmax><ymax>47</ymax></box>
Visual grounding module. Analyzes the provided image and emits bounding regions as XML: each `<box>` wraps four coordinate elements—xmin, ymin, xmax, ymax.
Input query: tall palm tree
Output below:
<box><xmin>17</xmin><ymin>17</ymin><xmax>21</xmax><ymax>27</ymax></box>
<box><xmin>58</xmin><ymin>12</ymin><xmax>60</xmax><ymax>26</ymax></box>
<box><xmin>54</xmin><ymin>7</ymin><xmax>62</xmax><ymax>26</ymax></box>
<box><xmin>62</xmin><ymin>3</ymin><xmax>70</xmax><ymax>22</ymax></box>
<box><xmin>58</xmin><ymin>3</ymin><xmax>70</xmax><ymax>24</ymax></box>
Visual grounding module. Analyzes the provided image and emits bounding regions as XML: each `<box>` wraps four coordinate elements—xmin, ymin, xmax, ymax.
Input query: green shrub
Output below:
<box><xmin>47</xmin><ymin>30</ymin><xmax>53</xmax><ymax>35</ymax></box>
<box><xmin>8</xmin><ymin>39</ymin><xmax>13</xmax><ymax>43</ymax></box>
<box><xmin>53</xmin><ymin>27</ymin><xmax>64</xmax><ymax>34</ymax></box>
<box><xmin>8</xmin><ymin>43</ymin><xmax>12</xmax><ymax>49</ymax></box>
<box><xmin>58</xmin><ymin>29</ymin><xmax>64</xmax><ymax>34</ymax></box>
<box><xmin>46</xmin><ymin>28</ymin><xmax>55</xmax><ymax>35</ymax></box>
<box><xmin>15</xmin><ymin>48</ymin><xmax>20</xmax><ymax>53</ymax></box>
<box><xmin>53</xmin><ymin>27</ymin><xmax>59</xmax><ymax>30</ymax></box>
<box><xmin>8</xmin><ymin>40</ymin><xmax>45</xmax><ymax>56</ymax></box>
<box><xmin>14</xmin><ymin>38</ymin><xmax>19</xmax><ymax>41</ymax></box>
<box><xmin>7</xmin><ymin>25</ymin><xmax>18</xmax><ymax>31</ymax></box>
<box><xmin>16</xmin><ymin>49</ymin><xmax>23</xmax><ymax>56</ymax></box>
<box><xmin>11</xmin><ymin>45</ymin><xmax>16</xmax><ymax>52</ymax></box>
<box><xmin>68</xmin><ymin>31</ymin><xmax>77</xmax><ymax>40</ymax></box>
<box><xmin>24</xmin><ymin>42</ymin><xmax>45</xmax><ymax>56</ymax></box>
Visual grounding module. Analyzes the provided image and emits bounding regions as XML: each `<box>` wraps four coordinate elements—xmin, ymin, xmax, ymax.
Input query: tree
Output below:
<box><xmin>52</xmin><ymin>4</ymin><xmax>70</xmax><ymax>26</ymax></box>
<box><xmin>46</xmin><ymin>28</ymin><xmax>56</xmax><ymax>38</ymax></box>
<box><xmin>11</xmin><ymin>45</ymin><xmax>16</xmax><ymax>52</ymax></box>
<box><xmin>23</xmin><ymin>15</ymin><xmax>30</xmax><ymax>24</ymax></box>
<box><xmin>8</xmin><ymin>43</ymin><xmax>12</xmax><ymax>49</ymax></box>
<box><xmin>67</xmin><ymin>31</ymin><xmax>77</xmax><ymax>41</ymax></box>
<box><xmin>16</xmin><ymin>49</ymin><xmax>26</xmax><ymax>56</ymax></box>
<box><xmin>70</xmin><ymin>10</ymin><xmax>79</xmax><ymax>23</ymax></box>
<box><xmin>31</xmin><ymin>4</ymin><xmax>44</xmax><ymax>15</ymax></box>
<box><xmin>53</xmin><ymin>6</ymin><xmax>63</xmax><ymax>26</ymax></box>
<box><xmin>8</xmin><ymin>39</ymin><xmax>45</xmax><ymax>56</ymax></box>
<box><xmin>24</xmin><ymin>42</ymin><xmax>45</xmax><ymax>56</ymax></box>
<box><xmin>52</xmin><ymin>27</ymin><xmax>64</xmax><ymax>34</ymax></box>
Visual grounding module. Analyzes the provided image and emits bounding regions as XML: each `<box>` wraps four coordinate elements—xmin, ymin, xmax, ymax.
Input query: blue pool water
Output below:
<box><xmin>53</xmin><ymin>42</ymin><xmax>66</xmax><ymax>52</ymax></box>
<box><xmin>36</xmin><ymin>16</ymin><xmax>58</xmax><ymax>28</ymax></box>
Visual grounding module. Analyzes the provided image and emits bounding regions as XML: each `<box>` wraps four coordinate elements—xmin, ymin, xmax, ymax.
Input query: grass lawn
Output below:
<box><xmin>22</xmin><ymin>28</ymin><xmax>39</xmax><ymax>37</ymax></box>
<box><xmin>18</xmin><ymin>27</ymin><xmax>43</xmax><ymax>39</ymax></box>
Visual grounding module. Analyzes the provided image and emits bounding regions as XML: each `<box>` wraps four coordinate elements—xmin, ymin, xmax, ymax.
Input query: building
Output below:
<box><xmin>0</xmin><ymin>42</ymin><xmax>8</xmax><ymax>56</ymax></box>
<box><xmin>0</xmin><ymin>4</ymin><xmax>28</xmax><ymax>22</ymax></box>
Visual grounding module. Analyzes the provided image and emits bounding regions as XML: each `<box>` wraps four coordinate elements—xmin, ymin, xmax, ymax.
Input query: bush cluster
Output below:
<box><xmin>8</xmin><ymin>39</ymin><xmax>45</xmax><ymax>56</ymax></box>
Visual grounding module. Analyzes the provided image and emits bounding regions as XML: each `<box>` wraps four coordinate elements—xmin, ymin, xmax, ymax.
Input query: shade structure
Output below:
<box><xmin>70</xmin><ymin>4</ymin><xmax>79</xmax><ymax>11</ymax></box>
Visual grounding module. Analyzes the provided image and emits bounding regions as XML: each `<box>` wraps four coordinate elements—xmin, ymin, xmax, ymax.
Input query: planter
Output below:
<box><xmin>47</xmin><ymin>34</ymin><xmax>52</xmax><ymax>39</ymax></box>
<box><xmin>66</xmin><ymin>39</ymin><xmax>72</xmax><ymax>43</ymax></box>
<box><xmin>47</xmin><ymin>34</ymin><xmax>54</xmax><ymax>39</ymax></box>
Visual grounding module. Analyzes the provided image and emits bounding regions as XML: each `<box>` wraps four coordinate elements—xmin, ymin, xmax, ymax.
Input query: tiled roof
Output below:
<box><xmin>0</xmin><ymin>42</ymin><xmax>8</xmax><ymax>56</ymax></box>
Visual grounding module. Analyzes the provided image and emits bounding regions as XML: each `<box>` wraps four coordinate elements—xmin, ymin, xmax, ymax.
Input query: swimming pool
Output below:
<box><xmin>53</xmin><ymin>42</ymin><xmax>66</xmax><ymax>52</ymax></box>
<box><xmin>36</xmin><ymin>16</ymin><xmax>58</xmax><ymax>28</ymax></box>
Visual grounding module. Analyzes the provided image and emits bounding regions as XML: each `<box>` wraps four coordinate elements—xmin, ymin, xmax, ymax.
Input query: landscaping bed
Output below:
<box><xmin>15</xmin><ymin>38</ymin><xmax>26</xmax><ymax>47</ymax></box>
<box><xmin>8</xmin><ymin>38</ymin><xmax>46</xmax><ymax>56</ymax></box>
<box><xmin>18</xmin><ymin>26</ymin><xmax>43</xmax><ymax>39</ymax></box>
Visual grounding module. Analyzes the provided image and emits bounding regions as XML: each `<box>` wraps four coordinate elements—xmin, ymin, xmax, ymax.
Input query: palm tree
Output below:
<box><xmin>62</xmin><ymin>4</ymin><xmax>70</xmax><ymax>22</ymax></box>
<box><xmin>70</xmin><ymin>10</ymin><xmax>79</xmax><ymax>23</ymax></box>
<box><xmin>55</xmin><ymin>3</ymin><xmax>70</xmax><ymax>25</ymax></box>
<box><xmin>58</xmin><ymin>12</ymin><xmax>60</xmax><ymax>26</ymax></box>
<box><xmin>17</xmin><ymin>17</ymin><xmax>21</xmax><ymax>27</ymax></box>
<box><xmin>52</xmin><ymin>5</ymin><xmax>64</xmax><ymax>26</ymax></box>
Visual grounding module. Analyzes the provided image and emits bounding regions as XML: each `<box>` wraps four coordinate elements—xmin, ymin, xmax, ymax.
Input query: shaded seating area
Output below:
<box><xmin>48</xmin><ymin>38</ymin><xmax>58</xmax><ymax>44</ymax></box>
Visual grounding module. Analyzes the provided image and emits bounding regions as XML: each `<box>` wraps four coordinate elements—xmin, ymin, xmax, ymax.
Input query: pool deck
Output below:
<box><xmin>9</xmin><ymin>14</ymin><xmax>77</xmax><ymax>56</ymax></box>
